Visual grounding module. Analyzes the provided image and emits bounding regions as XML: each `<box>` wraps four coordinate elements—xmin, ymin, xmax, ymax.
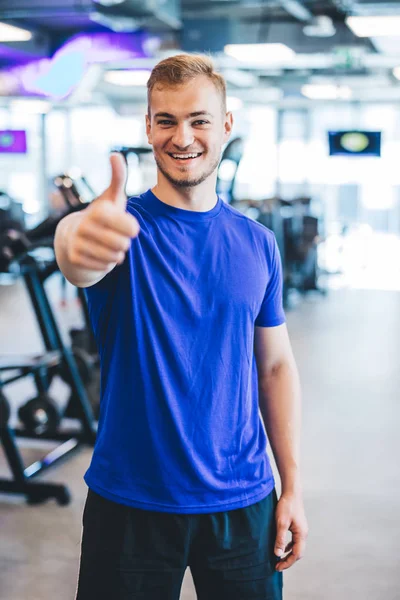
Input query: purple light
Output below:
<box><xmin>64</xmin><ymin>32</ymin><xmax>154</xmax><ymax>63</ymax></box>
<box><xmin>0</xmin><ymin>44</ymin><xmax>38</xmax><ymax>64</ymax></box>
<box><xmin>0</xmin><ymin>130</ymin><xmax>27</xmax><ymax>154</ymax></box>
<box><xmin>1</xmin><ymin>32</ymin><xmax>158</xmax><ymax>99</ymax></box>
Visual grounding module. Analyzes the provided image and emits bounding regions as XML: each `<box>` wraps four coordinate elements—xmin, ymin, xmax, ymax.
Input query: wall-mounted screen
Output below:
<box><xmin>328</xmin><ymin>131</ymin><xmax>381</xmax><ymax>157</ymax></box>
<box><xmin>0</xmin><ymin>130</ymin><xmax>27</xmax><ymax>154</ymax></box>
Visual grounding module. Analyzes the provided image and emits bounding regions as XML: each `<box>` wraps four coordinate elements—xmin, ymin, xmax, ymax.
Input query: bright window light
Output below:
<box><xmin>346</xmin><ymin>15</ymin><xmax>400</xmax><ymax>37</ymax></box>
<box><xmin>10</xmin><ymin>99</ymin><xmax>51</xmax><ymax>114</ymax></box>
<box><xmin>361</xmin><ymin>184</ymin><xmax>395</xmax><ymax>210</ymax></box>
<box><xmin>278</xmin><ymin>140</ymin><xmax>308</xmax><ymax>184</ymax></box>
<box><xmin>218</xmin><ymin>159</ymin><xmax>237</xmax><ymax>181</ymax></box>
<box><xmin>9</xmin><ymin>173</ymin><xmax>38</xmax><ymax>213</ymax></box>
<box><xmin>104</xmin><ymin>70</ymin><xmax>151</xmax><ymax>86</ymax></box>
<box><xmin>23</xmin><ymin>198</ymin><xmax>41</xmax><ymax>215</ymax></box>
<box><xmin>301</xmin><ymin>84</ymin><xmax>352</xmax><ymax>100</ymax></box>
<box><xmin>0</xmin><ymin>22</ymin><xmax>32</xmax><ymax>42</ymax></box>
<box><xmin>393</xmin><ymin>67</ymin><xmax>400</xmax><ymax>80</ymax></box>
<box><xmin>224</xmin><ymin>43</ymin><xmax>295</xmax><ymax>64</ymax></box>
<box><xmin>226</xmin><ymin>96</ymin><xmax>243</xmax><ymax>111</ymax></box>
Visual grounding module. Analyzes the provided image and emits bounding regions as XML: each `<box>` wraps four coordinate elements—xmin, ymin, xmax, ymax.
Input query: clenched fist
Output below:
<box><xmin>66</xmin><ymin>153</ymin><xmax>140</xmax><ymax>272</ymax></box>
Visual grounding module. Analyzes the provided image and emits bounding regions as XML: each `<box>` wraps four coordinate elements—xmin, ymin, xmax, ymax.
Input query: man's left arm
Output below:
<box><xmin>254</xmin><ymin>323</ymin><xmax>309</xmax><ymax>572</ymax></box>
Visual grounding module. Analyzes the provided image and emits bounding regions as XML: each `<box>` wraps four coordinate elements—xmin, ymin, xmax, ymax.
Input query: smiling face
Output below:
<box><xmin>146</xmin><ymin>75</ymin><xmax>233</xmax><ymax>189</ymax></box>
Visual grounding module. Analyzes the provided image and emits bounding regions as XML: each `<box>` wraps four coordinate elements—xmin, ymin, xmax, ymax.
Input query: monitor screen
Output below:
<box><xmin>328</xmin><ymin>131</ymin><xmax>381</xmax><ymax>157</ymax></box>
<box><xmin>0</xmin><ymin>130</ymin><xmax>27</xmax><ymax>154</ymax></box>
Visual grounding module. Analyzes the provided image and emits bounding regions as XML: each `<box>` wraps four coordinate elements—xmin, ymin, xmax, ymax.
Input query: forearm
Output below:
<box><xmin>258</xmin><ymin>360</ymin><xmax>302</xmax><ymax>494</ymax></box>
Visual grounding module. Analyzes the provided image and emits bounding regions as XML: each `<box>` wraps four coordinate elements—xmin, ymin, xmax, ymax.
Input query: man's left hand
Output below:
<box><xmin>274</xmin><ymin>491</ymin><xmax>309</xmax><ymax>571</ymax></box>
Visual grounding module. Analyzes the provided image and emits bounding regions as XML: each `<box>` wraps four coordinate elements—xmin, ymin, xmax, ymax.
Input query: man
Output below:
<box><xmin>55</xmin><ymin>54</ymin><xmax>308</xmax><ymax>600</ymax></box>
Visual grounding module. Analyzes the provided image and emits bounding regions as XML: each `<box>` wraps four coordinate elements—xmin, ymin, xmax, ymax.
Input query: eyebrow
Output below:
<box><xmin>154</xmin><ymin>111</ymin><xmax>213</xmax><ymax>119</ymax></box>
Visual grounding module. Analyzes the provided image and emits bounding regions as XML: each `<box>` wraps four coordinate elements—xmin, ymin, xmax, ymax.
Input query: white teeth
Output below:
<box><xmin>171</xmin><ymin>153</ymin><xmax>200</xmax><ymax>159</ymax></box>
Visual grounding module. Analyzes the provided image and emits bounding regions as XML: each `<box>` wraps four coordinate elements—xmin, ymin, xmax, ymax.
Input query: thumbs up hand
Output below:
<box><xmin>65</xmin><ymin>153</ymin><xmax>140</xmax><ymax>272</ymax></box>
<box><xmin>106</xmin><ymin>152</ymin><xmax>129</xmax><ymax>209</ymax></box>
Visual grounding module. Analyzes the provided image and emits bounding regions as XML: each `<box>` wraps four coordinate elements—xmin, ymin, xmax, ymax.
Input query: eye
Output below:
<box><xmin>157</xmin><ymin>120</ymin><xmax>174</xmax><ymax>126</ymax></box>
<box><xmin>193</xmin><ymin>120</ymin><xmax>209</xmax><ymax>126</ymax></box>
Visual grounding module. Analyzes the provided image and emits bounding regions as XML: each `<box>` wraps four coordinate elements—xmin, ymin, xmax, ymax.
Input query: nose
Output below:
<box><xmin>171</xmin><ymin>122</ymin><xmax>194</xmax><ymax>149</ymax></box>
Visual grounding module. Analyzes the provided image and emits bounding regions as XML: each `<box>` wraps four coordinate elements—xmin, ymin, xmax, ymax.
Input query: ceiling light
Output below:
<box><xmin>393</xmin><ymin>67</ymin><xmax>400</xmax><ymax>80</ymax></box>
<box><xmin>0</xmin><ymin>22</ymin><xmax>32</xmax><ymax>42</ymax></box>
<box><xmin>280</xmin><ymin>0</ymin><xmax>312</xmax><ymax>21</ymax></box>
<box><xmin>301</xmin><ymin>84</ymin><xmax>352</xmax><ymax>100</ymax></box>
<box><xmin>346</xmin><ymin>15</ymin><xmax>400</xmax><ymax>37</ymax></box>
<box><xmin>224</xmin><ymin>44</ymin><xmax>295</xmax><ymax>65</ymax></box>
<box><xmin>223</xmin><ymin>70</ymin><xmax>258</xmax><ymax>88</ymax></box>
<box><xmin>92</xmin><ymin>0</ymin><xmax>126</xmax><ymax>5</ymax></box>
<box><xmin>10</xmin><ymin>99</ymin><xmax>51</xmax><ymax>114</ymax></box>
<box><xmin>89</xmin><ymin>12</ymin><xmax>140</xmax><ymax>32</ymax></box>
<box><xmin>226</xmin><ymin>96</ymin><xmax>243</xmax><ymax>111</ymax></box>
<box><xmin>104</xmin><ymin>70</ymin><xmax>151</xmax><ymax>86</ymax></box>
<box><xmin>303</xmin><ymin>15</ymin><xmax>336</xmax><ymax>38</ymax></box>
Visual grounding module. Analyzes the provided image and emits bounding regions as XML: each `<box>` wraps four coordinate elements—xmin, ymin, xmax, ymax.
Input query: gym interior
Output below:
<box><xmin>0</xmin><ymin>1</ymin><xmax>399</xmax><ymax>599</ymax></box>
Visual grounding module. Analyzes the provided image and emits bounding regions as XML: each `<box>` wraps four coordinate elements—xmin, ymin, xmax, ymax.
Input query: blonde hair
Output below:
<box><xmin>147</xmin><ymin>53</ymin><xmax>227</xmax><ymax>115</ymax></box>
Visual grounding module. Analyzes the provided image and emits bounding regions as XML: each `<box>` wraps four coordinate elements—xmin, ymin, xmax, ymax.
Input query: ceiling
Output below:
<box><xmin>0</xmin><ymin>0</ymin><xmax>400</xmax><ymax>106</ymax></box>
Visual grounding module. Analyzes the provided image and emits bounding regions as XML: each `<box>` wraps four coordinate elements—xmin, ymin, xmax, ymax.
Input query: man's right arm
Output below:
<box><xmin>54</xmin><ymin>153</ymin><xmax>140</xmax><ymax>288</ymax></box>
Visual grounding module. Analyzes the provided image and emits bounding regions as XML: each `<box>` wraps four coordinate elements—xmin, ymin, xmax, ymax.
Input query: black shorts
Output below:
<box><xmin>76</xmin><ymin>487</ymin><xmax>283</xmax><ymax>600</ymax></box>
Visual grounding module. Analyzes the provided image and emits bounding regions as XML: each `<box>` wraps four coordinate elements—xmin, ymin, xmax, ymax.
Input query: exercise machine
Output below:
<box><xmin>0</xmin><ymin>206</ymin><xmax>98</xmax><ymax>505</ymax></box>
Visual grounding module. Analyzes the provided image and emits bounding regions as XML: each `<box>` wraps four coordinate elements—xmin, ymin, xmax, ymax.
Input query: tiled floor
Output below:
<box><xmin>1</xmin><ymin>279</ymin><xmax>399</xmax><ymax>599</ymax></box>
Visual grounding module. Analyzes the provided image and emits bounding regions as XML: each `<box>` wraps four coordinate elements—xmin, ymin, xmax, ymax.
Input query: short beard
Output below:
<box><xmin>154</xmin><ymin>154</ymin><xmax>221</xmax><ymax>188</ymax></box>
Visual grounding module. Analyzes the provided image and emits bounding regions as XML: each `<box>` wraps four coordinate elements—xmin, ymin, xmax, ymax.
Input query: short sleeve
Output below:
<box><xmin>255</xmin><ymin>234</ymin><xmax>286</xmax><ymax>327</ymax></box>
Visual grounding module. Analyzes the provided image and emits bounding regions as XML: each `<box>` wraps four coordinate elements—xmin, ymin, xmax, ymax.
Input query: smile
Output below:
<box><xmin>167</xmin><ymin>152</ymin><xmax>203</xmax><ymax>161</ymax></box>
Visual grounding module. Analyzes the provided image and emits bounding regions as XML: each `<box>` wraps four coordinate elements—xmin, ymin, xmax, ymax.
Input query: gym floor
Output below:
<box><xmin>0</xmin><ymin>278</ymin><xmax>399</xmax><ymax>600</ymax></box>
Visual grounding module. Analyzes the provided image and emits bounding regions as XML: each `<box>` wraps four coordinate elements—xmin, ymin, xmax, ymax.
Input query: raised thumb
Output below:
<box><xmin>108</xmin><ymin>152</ymin><xmax>128</xmax><ymax>207</ymax></box>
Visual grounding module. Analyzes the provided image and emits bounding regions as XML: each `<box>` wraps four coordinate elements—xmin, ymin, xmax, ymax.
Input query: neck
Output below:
<box><xmin>152</xmin><ymin>172</ymin><xmax>218</xmax><ymax>212</ymax></box>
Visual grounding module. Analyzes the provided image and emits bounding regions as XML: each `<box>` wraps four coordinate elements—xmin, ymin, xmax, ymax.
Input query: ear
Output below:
<box><xmin>223</xmin><ymin>111</ymin><xmax>233</xmax><ymax>143</ymax></box>
<box><xmin>145</xmin><ymin>114</ymin><xmax>152</xmax><ymax>145</ymax></box>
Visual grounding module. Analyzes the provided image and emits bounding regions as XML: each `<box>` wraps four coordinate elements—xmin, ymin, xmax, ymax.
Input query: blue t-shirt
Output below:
<box><xmin>83</xmin><ymin>189</ymin><xmax>286</xmax><ymax>514</ymax></box>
